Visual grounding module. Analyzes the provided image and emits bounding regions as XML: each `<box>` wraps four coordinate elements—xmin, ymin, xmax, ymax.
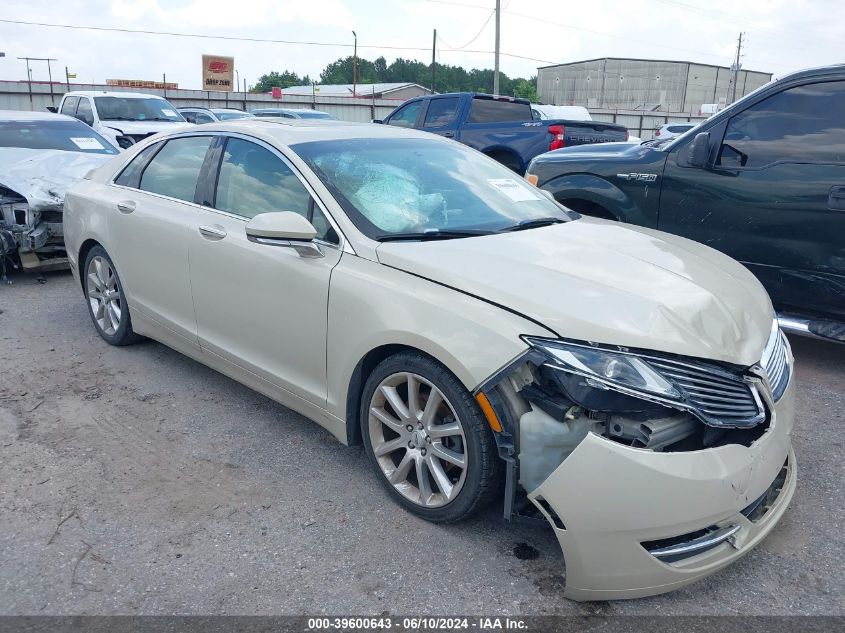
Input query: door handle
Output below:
<box><xmin>828</xmin><ymin>185</ymin><xmax>845</xmax><ymax>211</ymax></box>
<box><xmin>198</xmin><ymin>225</ymin><xmax>227</xmax><ymax>240</ymax></box>
<box><xmin>116</xmin><ymin>200</ymin><xmax>136</xmax><ymax>214</ymax></box>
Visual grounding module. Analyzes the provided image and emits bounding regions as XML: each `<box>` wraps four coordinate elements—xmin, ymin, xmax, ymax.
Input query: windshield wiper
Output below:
<box><xmin>102</xmin><ymin>117</ymin><xmax>139</xmax><ymax>121</ymax></box>
<box><xmin>378</xmin><ymin>228</ymin><xmax>494</xmax><ymax>242</ymax></box>
<box><xmin>146</xmin><ymin>117</ymin><xmax>179</xmax><ymax>122</ymax></box>
<box><xmin>498</xmin><ymin>217</ymin><xmax>566</xmax><ymax>232</ymax></box>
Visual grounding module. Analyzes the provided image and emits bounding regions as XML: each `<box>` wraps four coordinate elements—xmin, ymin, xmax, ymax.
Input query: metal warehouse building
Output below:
<box><xmin>537</xmin><ymin>58</ymin><xmax>772</xmax><ymax>113</ymax></box>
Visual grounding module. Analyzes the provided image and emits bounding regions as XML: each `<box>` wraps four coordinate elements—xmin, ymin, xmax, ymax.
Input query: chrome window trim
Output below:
<box><xmin>106</xmin><ymin>130</ymin><xmax>353</xmax><ymax>255</ymax></box>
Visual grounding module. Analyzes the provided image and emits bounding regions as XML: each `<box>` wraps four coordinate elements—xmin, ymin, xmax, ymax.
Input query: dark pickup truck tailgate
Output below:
<box><xmin>557</xmin><ymin>120</ymin><xmax>628</xmax><ymax>146</ymax></box>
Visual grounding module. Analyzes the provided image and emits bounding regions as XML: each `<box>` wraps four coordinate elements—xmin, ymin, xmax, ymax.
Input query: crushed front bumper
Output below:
<box><xmin>528</xmin><ymin>378</ymin><xmax>796</xmax><ymax>601</ymax></box>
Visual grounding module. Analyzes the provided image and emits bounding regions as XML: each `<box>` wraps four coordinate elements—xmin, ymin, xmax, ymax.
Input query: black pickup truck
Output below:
<box><xmin>377</xmin><ymin>93</ymin><xmax>628</xmax><ymax>174</ymax></box>
<box><xmin>526</xmin><ymin>65</ymin><xmax>845</xmax><ymax>342</ymax></box>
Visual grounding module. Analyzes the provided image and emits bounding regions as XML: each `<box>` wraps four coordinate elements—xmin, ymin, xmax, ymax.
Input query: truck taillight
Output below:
<box><xmin>655</xmin><ymin>130</ymin><xmax>661</xmax><ymax>136</ymax></box>
<box><xmin>548</xmin><ymin>124</ymin><xmax>566</xmax><ymax>151</ymax></box>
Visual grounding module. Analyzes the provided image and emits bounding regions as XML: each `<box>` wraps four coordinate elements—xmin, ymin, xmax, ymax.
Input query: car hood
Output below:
<box><xmin>0</xmin><ymin>148</ymin><xmax>113</xmax><ymax>212</ymax></box>
<box><xmin>101</xmin><ymin>120</ymin><xmax>187</xmax><ymax>135</ymax></box>
<box><xmin>376</xmin><ymin>217</ymin><xmax>773</xmax><ymax>367</ymax></box>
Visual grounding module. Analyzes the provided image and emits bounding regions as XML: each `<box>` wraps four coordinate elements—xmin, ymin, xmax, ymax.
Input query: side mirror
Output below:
<box><xmin>688</xmin><ymin>132</ymin><xmax>711</xmax><ymax>168</ymax></box>
<box><xmin>371</xmin><ymin>119</ymin><xmax>384</xmax><ymax>124</ymax></box>
<box><xmin>245</xmin><ymin>212</ymin><xmax>323</xmax><ymax>258</ymax></box>
<box><xmin>46</xmin><ymin>106</ymin><xmax>58</xmax><ymax>113</ymax></box>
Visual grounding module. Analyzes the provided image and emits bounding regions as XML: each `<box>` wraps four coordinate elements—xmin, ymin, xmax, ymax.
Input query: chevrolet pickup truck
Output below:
<box><xmin>377</xmin><ymin>93</ymin><xmax>628</xmax><ymax>174</ymax></box>
<box><xmin>525</xmin><ymin>65</ymin><xmax>845</xmax><ymax>342</ymax></box>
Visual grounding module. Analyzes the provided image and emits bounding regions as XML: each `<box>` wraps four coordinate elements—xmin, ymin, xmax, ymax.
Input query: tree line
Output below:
<box><xmin>251</xmin><ymin>55</ymin><xmax>538</xmax><ymax>100</ymax></box>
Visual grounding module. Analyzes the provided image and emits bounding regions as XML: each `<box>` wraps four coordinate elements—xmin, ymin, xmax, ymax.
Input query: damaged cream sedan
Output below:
<box><xmin>63</xmin><ymin>120</ymin><xmax>795</xmax><ymax>601</ymax></box>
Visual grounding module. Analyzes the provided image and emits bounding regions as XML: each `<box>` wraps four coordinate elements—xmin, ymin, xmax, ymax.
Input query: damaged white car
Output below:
<box><xmin>0</xmin><ymin>111</ymin><xmax>118</xmax><ymax>277</ymax></box>
<box><xmin>63</xmin><ymin>120</ymin><xmax>795</xmax><ymax>601</ymax></box>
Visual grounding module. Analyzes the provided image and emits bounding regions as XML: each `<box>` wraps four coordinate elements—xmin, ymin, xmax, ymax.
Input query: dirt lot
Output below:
<box><xmin>1</xmin><ymin>270</ymin><xmax>843</xmax><ymax>616</ymax></box>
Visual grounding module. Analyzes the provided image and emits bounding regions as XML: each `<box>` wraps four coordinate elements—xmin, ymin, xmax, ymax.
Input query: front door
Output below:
<box><xmin>188</xmin><ymin>135</ymin><xmax>343</xmax><ymax>407</ymax></box>
<box><xmin>658</xmin><ymin>79</ymin><xmax>845</xmax><ymax>320</ymax></box>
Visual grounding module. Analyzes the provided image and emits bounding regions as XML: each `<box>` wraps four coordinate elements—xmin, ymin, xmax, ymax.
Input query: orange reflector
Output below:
<box><xmin>476</xmin><ymin>392</ymin><xmax>503</xmax><ymax>433</ymax></box>
<box><xmin>525</xmin><ymin>173</ymin><xmax>539</xmax><ymax>186</ymax></box>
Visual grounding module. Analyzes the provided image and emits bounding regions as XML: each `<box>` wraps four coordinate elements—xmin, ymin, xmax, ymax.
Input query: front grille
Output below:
<box><xmin>761</xmin><ymin>329</ymin><xmax>790</xmax><ymax>402</ymax></box>
<box><xmin>647</xmin><ymin>357</ymin><xmax>764</xmax><ymax>428</ymax></box>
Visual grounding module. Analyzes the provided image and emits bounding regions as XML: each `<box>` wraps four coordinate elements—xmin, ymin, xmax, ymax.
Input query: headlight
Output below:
<box><xmin>524</xmin><ymin>337</ymin><xmax>680</xmax><ymax>400</ymax></box>
<box><xmin>522</xmin><ymin>336</ymin><xmax>766</xmax><ymax>428</ymax></box>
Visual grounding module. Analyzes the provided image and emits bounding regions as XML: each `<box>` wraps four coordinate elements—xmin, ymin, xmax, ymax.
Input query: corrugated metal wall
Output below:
<box><xmin>538</xmin><ymin>59</ymin><xmax>772</xmax><ymax>113</ymax></box>
<box><xmin>0</xmin><ymin>81</ymin><xmax>402</xmax><ymax>122</ymax></box>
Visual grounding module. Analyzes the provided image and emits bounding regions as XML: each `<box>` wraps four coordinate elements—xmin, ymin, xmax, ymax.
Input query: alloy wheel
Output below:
<box><xmin>368</xmin><ymin>372</ymin><xmax>468</xmax><ymax>507</ymax></box>
<box><xmin>87</xmin><ymin>255</ymin><xmax>122</xmax><ymax>336</ymax></box>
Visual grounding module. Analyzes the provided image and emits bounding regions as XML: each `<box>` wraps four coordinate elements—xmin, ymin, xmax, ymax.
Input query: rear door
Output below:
<box><xmin>106</xmin><ymin>135</ymin><xmax>214</xmax><ymax>345</ymax></box>
<box><xmin>658</xmin><ymin>79</ymin><xmax>845</xmax><ymax>320</ymax></box>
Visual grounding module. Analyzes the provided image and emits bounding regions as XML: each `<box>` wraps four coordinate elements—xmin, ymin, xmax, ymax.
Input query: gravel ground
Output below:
<box><xmin>0</xmin><ymin>270</ymin><xmax>842</xmax><ymax>616</ymax></box>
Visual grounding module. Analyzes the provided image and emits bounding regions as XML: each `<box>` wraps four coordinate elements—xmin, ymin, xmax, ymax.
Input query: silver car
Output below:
<box><xmin>63</xmin><ymin>119</ymin><xmax>795</xmax><ymax>601</ymax></box>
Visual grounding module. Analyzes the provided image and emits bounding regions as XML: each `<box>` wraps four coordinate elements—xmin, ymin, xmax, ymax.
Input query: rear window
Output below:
<box><xmin>468</xmin><ymin>98</ymin><xmax>532</xmax><ymax>123</ymax></box>
<box><xmin>0</xmin><ymin>120</ymin><xmax>118</xmax><ymax>154</ymax></box>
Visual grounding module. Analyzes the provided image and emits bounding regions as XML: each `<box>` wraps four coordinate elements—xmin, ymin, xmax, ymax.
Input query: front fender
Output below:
<box><xmin>541</xmin><ymin>173</ymin><xmax>656</xmax><ymax>227</ymax></box>
<box><xmin>326</xmin><ymin>254</ymin><xmax>554</xmax><ymax>433</ymax></box>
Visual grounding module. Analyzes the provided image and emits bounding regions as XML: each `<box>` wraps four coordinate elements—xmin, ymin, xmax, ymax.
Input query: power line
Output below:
<box><xmin>438</xmin><ymin>10</ymin><xmax>495</xmax><ymax>50</ymax></box>
<box><xmin>0</xmin><ymin>17</ymin><xmax>557</xmax><ymax>65</ymax></box>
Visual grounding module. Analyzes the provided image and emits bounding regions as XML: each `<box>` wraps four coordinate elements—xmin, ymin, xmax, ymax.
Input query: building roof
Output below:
<box><xmin>279</xmin><ymin>82</ymin><xmax>431</xmax><ymax>97</ymax></box>
<box><xmin>537</xmin><ymin>57</ymin><xmax>772</xmax><ymax>77</ymax></box>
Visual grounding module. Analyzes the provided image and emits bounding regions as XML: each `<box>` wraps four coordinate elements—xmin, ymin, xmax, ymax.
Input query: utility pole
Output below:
<box><xmin>431</xmin><ymin>29</ymin><xmax>437</xmax><ymax>93</ymax></box>
<box><xmin>493</xmin><ymin>0</ymin><xmax>501</xmax><ymax>95</ymax></box>
<box><xmin>352</xmin><ymin>30</ymin><xmax>358</xmax><ymax>97</ymax></box>
<box><xmin>731</xmin><ymin>32</ymin><xmax>744</xmax><ymax>103</ymax></box>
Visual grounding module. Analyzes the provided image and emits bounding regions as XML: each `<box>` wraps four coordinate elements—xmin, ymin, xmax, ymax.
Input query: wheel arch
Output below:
<box><xmin>77</xmin><ymin>238</ymin><xmax>103</xmax><ymax>290</ymax></box>
<box><xmin>344</xmin><ymin>343</ymin><xmax>469</xmax><ymax>446</ymax></box>
<box><xmin>541</xmin><ymin>173</ymin><xmax>650</xmax><ymax>225</ymax></box>
<box><xmin>483</xmin><ymin>146</ymin><xmax>524</xmax><ymax>174</ymax></box>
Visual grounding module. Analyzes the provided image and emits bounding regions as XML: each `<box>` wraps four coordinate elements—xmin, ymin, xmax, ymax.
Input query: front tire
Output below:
<box><xmin>83</xmin><ymin>245</ymin><xmax>143</xmax><ymax>346</ymax></box>
<box><xmin>360</xmin><ymin>352</ymin><xmax>502</xmax><ymax>523</ymax></box>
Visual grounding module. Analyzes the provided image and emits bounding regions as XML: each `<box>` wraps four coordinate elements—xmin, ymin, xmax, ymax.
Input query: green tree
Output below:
<box><xmin>513</xmin><ymin>77</ymin><xmax>539</xmax><ymax>102</ymax></box>
<box><xmin>251</xmin><ymin>70</ymin><xmax>310</xmax><ymax>93</ymax></box>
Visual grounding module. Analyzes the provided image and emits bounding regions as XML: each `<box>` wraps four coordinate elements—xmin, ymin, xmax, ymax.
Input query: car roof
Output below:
<box><xmin>173</xmin><ymin>118</ymin><xmax>446</xmax><ymax>144</ymax></box>
<box><xmin>64</xmin><ymin>91</ymin><xmax>168</xmax><ymax>99</ymax></box>
<box><xmin>210</xmin><ymin>108</ymin><xmax>249</xmax><ymax>114</ymax></box>
<box><xmin>0</xmin><ymin>110</ymin><xmax>81</xmax><ymax>123</ymax></box>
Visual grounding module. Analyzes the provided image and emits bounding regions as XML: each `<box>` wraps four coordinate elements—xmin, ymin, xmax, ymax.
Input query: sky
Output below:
<box><xmin>0</xmin><ymin>0</ymin><xmax>840</xmax><ymax>89</ymax></box>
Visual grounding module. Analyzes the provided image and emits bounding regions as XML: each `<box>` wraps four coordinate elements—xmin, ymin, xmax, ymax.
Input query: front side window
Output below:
<box><xmin>386</xmin><ymin>101</ymin><xmax>422</xmax><ymax>128</ymax></box>
<box><xmin>94</xmin><ymin>97</ymin><xmax>184</xmax><ymax>122</ymax></box>
<box><xmin>195</xmin><ymin>112</ymin><xmax>214</xmax><ymax>124</ymax></box>
<box><xmin>423</xmin><ymin>98</ymin><xmax>460</xmax><ymax>127</ymax></box>
<box><xmin>718</xmin><ymin>80</ymin><xmax>845</xmax><ymax>168</ymax></box>
<box><xmin>139</xmin><ymin>136</ymin><xmax>211</xmax><ymax>202</ymax></box>
<box><xmin>0</xmin><ymin>120</ymin><xmax>118</xmax><ymax>154</ymax></box>
<box><xmin>292</xmin><ymin>137</ymin><xmax>571</xmax><ymax>239</ymax></box>
<box><xmin>214</xmin><ymin>137</ymin><xmax>338</xmax><ymax>243</ymax></box>
<box><xmin>76</xmin><ymin>98</ymin><xmax>93</xmax><ymax>121</ymax></box>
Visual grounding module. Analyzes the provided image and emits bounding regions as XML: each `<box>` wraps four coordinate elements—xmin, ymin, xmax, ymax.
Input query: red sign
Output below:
<box><xmin>271</xmin><ymin>87</ymin><xmax>282</xmax><ymax>99</ymax></box>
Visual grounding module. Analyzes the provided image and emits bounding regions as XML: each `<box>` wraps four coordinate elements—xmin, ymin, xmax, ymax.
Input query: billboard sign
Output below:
<box><xmin>202</xmin><ymin>55</ymin><xmax>234</xmax><ymax>91</ymax></box>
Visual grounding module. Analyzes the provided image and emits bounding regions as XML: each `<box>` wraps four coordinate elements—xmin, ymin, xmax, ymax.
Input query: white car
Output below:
<box><xmin>57</xmin><ymin>91</ymin><xmax>188</xmax><ymax>149</ymax></box>
<box><xmin>63</xmin><ymin>119</ymin><xmax>795</xmax><ymax>601</ymax></box>
<box><xmin>178</xmin><ymin>107</ymin><xmax>255</xmax><ymax>124</ymax></box>
<box><xmin>654</xmin><ymin>122</ymin><xmax>696</xmax><ymax>140</ymax></box>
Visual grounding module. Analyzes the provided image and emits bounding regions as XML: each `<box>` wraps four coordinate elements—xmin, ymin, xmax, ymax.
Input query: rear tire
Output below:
<box><xmin>82</xmin><ymin>245</ymin><xmax>143</xmax><ymax>346</ymax></box>
<box><xmin>360</xmin><ymin>351</ymin><xmax>502</xmax><ymax>523</ymax></box>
